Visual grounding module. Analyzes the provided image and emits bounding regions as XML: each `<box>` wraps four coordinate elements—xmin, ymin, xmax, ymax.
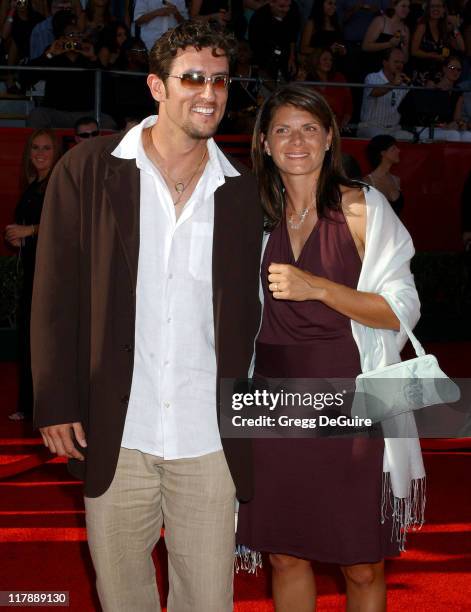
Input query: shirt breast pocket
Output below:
<box><xmin>189</xmin><ymin>222</ymin><xmax>213</xmax><ymax>282</ymax></box>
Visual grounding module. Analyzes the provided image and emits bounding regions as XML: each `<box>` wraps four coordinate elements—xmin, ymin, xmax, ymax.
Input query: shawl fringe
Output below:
<box><xmin>234</xmin><ymin>545</ymin><xmax>263</xmax><ymax>574</ymax></box>
<box><xmin>381</xmin><ymin>471</ymin><xmax>426</xmax><ymax>552</ymax></box>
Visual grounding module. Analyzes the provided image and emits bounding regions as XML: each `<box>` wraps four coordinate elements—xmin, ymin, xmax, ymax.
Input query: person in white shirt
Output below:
<box><xmin>133</xmin><ymin>0</ymin><xmax>187</xmax><ymax>51</ymax></box>
<box><xmin>358</xmin><ymin>47</ymin><xmax>414</xmax><ymax>140</ymax></box>
<box><xmin>32</xmin><ymin>21</ymin><xmax>263</xmax><ymax>612</ymax></box>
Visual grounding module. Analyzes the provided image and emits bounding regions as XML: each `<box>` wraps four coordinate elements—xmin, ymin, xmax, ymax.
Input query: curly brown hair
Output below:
<box><xmin>148</xmin><ymin>20</ymin><xmax>237</xmax><ymax>81</ymax></box>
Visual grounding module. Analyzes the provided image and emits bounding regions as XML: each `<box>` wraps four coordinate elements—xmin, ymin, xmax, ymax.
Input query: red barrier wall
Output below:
<box><xmin>1</xmin><ymin>128</ymin><xmax>469</xmax><ymax>256</ymax></box>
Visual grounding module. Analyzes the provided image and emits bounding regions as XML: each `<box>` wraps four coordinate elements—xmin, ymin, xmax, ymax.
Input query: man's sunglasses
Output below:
<box><xmin>165</xmin><ymin>72</ymin><xmax>231</xmax><ymax>90</ymax></box>
<box><xmin>77</xmin><ymin>130</ymin><xmax>99</xmax><ymax>138</ymax></box>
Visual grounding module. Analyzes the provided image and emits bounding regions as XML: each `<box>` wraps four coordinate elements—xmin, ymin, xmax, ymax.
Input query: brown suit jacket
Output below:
<box><xmin>31</xmin><ymin>132</ymin><xmax>263</xmax><ymax>500</ymax></box>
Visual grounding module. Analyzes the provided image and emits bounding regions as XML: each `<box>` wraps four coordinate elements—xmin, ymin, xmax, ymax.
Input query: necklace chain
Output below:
<box><xmin>145</xmin><ymin>128</ymin><xmax>207</xmax><ymax>205</ymax></box>
<box><xmin>286</xmin><ymin>201</ymin><xmax>315</xmax><ymax>230</ymax></box>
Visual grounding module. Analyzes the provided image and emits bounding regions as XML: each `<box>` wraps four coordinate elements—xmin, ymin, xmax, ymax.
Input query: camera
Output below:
<box><xmin>64</xmin><ymin>40</ymin><xmax>82</xmax><ymax>51</ymax></box>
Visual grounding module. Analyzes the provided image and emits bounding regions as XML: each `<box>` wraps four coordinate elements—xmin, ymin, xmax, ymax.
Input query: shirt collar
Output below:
<box><xmin>111</xmin><ymin>115</ymin><xmax>240</xmax><ymax>181</ymax></box>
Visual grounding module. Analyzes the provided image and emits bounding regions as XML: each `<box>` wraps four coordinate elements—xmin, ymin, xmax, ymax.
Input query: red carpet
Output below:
<box><xmin>1</xmin><ymin>346</ymin><xmax>471</xmax><ymax>611</ymax></box>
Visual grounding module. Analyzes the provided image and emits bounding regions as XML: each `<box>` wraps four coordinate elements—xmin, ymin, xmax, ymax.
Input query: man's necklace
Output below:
<box><xmin>145</xmin><ymin>128</ymin><xmax>207</xmax><ymax>205</ymax></box>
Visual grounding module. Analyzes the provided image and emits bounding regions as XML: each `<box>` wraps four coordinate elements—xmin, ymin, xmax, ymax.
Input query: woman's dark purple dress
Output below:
<box><xmin>236</xmin><ymin>208</ymin><xmax>400</xmax><ymax>564</ymax></box>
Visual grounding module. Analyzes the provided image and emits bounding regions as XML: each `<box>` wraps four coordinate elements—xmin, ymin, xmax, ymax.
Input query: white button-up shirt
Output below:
<box><xmin>133</xmin><ymin>0</ymin><xmax>188</xmax><ymax>52</ymax></box>
<box><xmin>113</xmin><ymin>116</ymin><xmax>240</xmax><ymax>459</ymax></box>
<box><xmin>360</xmin><ymin>70</ymin><xmax>409</xmax><ymax>128</ymax></box>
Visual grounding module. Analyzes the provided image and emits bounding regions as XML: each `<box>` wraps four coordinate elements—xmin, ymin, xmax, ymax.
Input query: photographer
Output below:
<box><xmin>26</xmin><ymin>10</ymin><xmax>116</xmax><ymax>128</ymax></box>
<box><xmin>358</xmin><ymin>47</ymin><xmax>413</xmax><ymax>139</ymax></box>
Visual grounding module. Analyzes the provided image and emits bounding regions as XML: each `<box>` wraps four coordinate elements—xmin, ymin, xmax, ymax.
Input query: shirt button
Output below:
<box><xmin>168</xmin><ymin>273</ymin><xmax>173</xmax><ymax>280</ymax></box>
<box><xmin>123</xmin><ymin>343</ymin><xmax>133</xmax><ymax>352</ymax></box>
<box><xmin>164</xmin><ymin>402</ymin><xmax>170</xmax><ymax>408</ymax></box>
<box><xmin>164</xmin><ymin>360</ymin><xmax>169</xmax><ymax>366</ymax></box>
<box><xmin>167</xmin><ymin>317</ymin><xmax>172</xmax><ymax>323</ymax></box>
<box><xmin>121</xmin><ymin>395</ymin><xmax>129</xmax><ymax>405</ymax></box>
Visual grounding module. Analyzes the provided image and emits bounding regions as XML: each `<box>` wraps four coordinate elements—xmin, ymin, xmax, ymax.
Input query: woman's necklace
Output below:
<box><xmin>286</xmin><ymin>201</ymin><xmax>315</xmax><ymax>230</ymax></box>
<box><xmin>145</xmin><ymin>128</ymin><xmax>207</xmax><ymax>205</ymax></box>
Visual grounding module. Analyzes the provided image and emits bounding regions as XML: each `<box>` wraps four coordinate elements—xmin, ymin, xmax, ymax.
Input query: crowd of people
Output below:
<box><xmin>0</xmin><ymin>0</ymin><xmax>470</xmax><ymax>136</ymax></box>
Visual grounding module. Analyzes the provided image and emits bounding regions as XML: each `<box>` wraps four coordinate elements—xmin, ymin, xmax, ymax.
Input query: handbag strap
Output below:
<box><xmin>382</xmin><ymin>294</ymin><xmax>426</xmax><ymax>358</ymax></box>
<box><xmin>398</xmin><ymin>317</ymin><xmax>426</xmax><ymax>357</ymax></box>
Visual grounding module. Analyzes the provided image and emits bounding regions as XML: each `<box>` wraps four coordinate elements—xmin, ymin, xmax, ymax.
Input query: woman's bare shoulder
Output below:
<box><xmin>340</xmin><ymin>185</ymin><xmax>366</xmax><ymax>218</ymax></box>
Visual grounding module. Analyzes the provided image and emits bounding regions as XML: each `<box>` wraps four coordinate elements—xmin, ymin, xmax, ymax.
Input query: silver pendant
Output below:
<box><xmin>288</xmin><ymin>207</ymin><xmax>309</xmax><ymax>230</ymax></box>
<box><xmin>175</xmin><ymin>182</ymin><xmax>185</xmax><ymax>194</ymax></box>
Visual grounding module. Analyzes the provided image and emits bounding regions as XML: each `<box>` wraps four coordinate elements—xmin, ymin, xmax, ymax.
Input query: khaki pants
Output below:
<box><xmin>85</xmin><ymin>447</ymin><xmax>236</xmax><ymax>612</ymax></box>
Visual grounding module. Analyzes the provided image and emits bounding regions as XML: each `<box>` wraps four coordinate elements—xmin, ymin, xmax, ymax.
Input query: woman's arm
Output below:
<box><xmin>2</xmin><ymin>0</ymin><xmax>16</xmax><ymax>40</ymax></box>
<box><xmin>267</xmin><ymin>263</ymin><xmax>400</xmax><ymax>329</ymax></box>
<box><xmin>362</xmin><ymin>16</ymin><xmax>394</xmax><ymax>52</ymax></box>
<box><xmin>452</xmin><ymin>94</ymin><xmax>464</xmax><ymax>124</ymax></box>
<box><xmin>300</xmin><ymin>19</ymin><xmax>315</xmax><ymax>55</ymax></box>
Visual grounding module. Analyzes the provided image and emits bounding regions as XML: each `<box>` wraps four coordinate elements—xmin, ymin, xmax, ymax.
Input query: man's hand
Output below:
<box><xmin>268</xmin><ymin>263</ymin><xmax>327</xmax><ymax>302</ymax></box>
<box><xmin>40</xmin><ymin>422</ymin><xmax>87</xmax><ymax>461</ymax></box>
<box><xmin>47</xmin><ymin>38</ymin><xmax>67</xmax><ymax>56</ymax></box>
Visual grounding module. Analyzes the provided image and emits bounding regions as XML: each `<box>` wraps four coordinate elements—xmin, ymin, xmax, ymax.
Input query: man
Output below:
<box><xmin>134</xmin><ymin>0</ymin><xmax>187</xmax><ymax>52</ymax></box>
<box><xmin>31</xmin><ymin>21</ymin><xmax>263</xmax><ymax>612</ymax></box>
<box><xmin>74</xmin><ymin>116</ymin><xmax>99</xmax><ymax>143</ymax></box>
<box><xmin>27</xmin><ymin>13</ymin><xmax>116</xmax><ymax>129</ymax></box>
<box><xmin>358</xmin><ymin>47</ymin><xmax>413</xmax><ymax>140</ymax></box>
<box><xmin>248</xmin><ymin>0</ymin><xmax>300</xmax><ymax>81</ymax></box>
<box><xmin>29</xmin><ymin>0</ymin><xmax>74</xmax><ymax>60</ymax></box>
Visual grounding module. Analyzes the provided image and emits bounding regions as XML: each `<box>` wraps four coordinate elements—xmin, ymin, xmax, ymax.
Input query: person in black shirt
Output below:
<box><xmin>249</xmin><ymin>0</ymin><xmax>300</xmax><ymax>81</ymax></box>
<box><xmin>4</xmin><ymin>129</ymin><xmax>62</xmax><ymax>421</ymax></box>
<box><xmin>26</xmin><ymin>10</ymin><xmax>116</xmax><ymax>128</ymax></box>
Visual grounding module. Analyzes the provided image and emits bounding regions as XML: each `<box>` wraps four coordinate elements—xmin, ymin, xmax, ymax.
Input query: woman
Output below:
<box><xmin>306</xmin><ymin>47</ymin><xmax>352</xmax><ymax>130</ymax></box>
<box><xmin>411</xmin><ymin>0</ymin><xmax>464</xmax><ymax>84</ymax></box>
<box><xmin>236</xmin><ymin>84</ymin><xmax>425</xmax><ymax>610</ymax></box>
<box><xmin>422</xmin><ymin>56</ymin><xmax>471</xmax><ymax>141</ymax></box>
<box><xmin>364</xmin><ymin>134</ymin><xmax>404</xmax><ymax>216</ymax></box>
<box><xmin>79</xmin><ymin>0</ymin><xmax>113</xmax><ymax>48</ymax></box>
<box><xmin>4</xmin><ymin>129</ymin><xmax>61</xmax><ymax>420</ymax></box>
<box><xmin>96</xmin><ymin>20</ymin><xmax>129</xmax><ymax>68</ymax></box>
<box><xmin>300</xmin><ymin>0</ymin><xmax>345</xmax><ymax>58</ymax></box>
<box><xmin>362</xmin><ymin>0</ymin><xmax>411</xmax><ymax>70</ymax></box>
<box><xmin>2</xmin><ymin>0</ymin><xmax>43</xmax><ymax>93</ymax></box>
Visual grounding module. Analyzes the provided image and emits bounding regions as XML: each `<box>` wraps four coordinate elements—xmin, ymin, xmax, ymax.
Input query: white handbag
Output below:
<box><xmin>352</xmin><ymin>316</ymin><xmax>461</xmax><ymax>426</ymax></box>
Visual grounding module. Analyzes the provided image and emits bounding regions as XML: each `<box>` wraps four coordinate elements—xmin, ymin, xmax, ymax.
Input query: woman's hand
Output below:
<box><xmin>268</xmin><ymin>263</ymin><xmax>326</xmax><ymax>301</ymax></box>
<box><xmin>5</xmin><ymin>224</ymin><xmax>33</xmax><ymax>244</ymax></box>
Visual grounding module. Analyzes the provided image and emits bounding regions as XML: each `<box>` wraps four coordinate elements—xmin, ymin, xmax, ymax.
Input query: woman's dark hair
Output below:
<box><xmin>20</xmin><ymin>129</ymin><xmax>62</xmax><ymax>191</ymax></box>
<box><xmin>366</xmin><ymin>134</ymin><xmax>397</xmax><ymax>169</ymax></box>
<box><xmin>98</xmin><ymin>21</ymin><xmax>129</xmax><ymax>53</ymax></box>
<box><xmin>309</xmin><ymin>0</ymin><xmax>340</xmax><ymax>33</ymax></box>
<box><xmin>149</xmin><ymin>21</ymin><xmax>237</xmax><ymax>80</ymax></box>
<box><xmin>385</xmin><ymin>0</ymin><xmax>407</xmax><ymax>19</ymax></box>
<box><xmin>420</xmin><ymin>0</ymin><xmax>448</xmax><ymax>40</ymax></box>
<box><xmin>252</xmin><ymin>83</ymin><xmax>362</xmax><ymax>231</ymax></box>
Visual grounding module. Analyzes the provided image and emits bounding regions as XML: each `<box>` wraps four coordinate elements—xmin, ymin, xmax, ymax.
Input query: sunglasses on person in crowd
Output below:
<box><xmin>165</xmin><ymin>72</ymin><xmax>231</xmax><ymax>90</ymax></box>
<box><xmin>446</xmin><ymin>64</ymin><xmax>462</xmax><ymax>72</ymax></box>
<box><xmin>77</xmin><ymin>130</ymin><xmax>99</xmax><ymax>138</ymax></box>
